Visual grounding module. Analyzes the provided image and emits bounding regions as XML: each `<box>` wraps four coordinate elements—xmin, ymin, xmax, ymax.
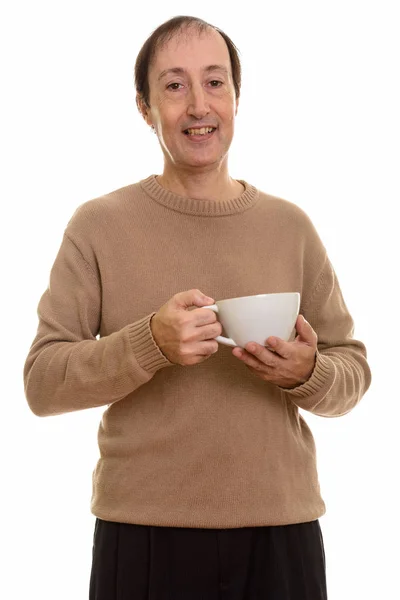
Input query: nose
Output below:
<box><xmin>187</xmin><ymin>83</ymin><xmax>210</xmax><ymax>119</ymax></box>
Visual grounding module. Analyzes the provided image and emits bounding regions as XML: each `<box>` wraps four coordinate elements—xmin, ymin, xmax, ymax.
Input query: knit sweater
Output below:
<box><xmin>24</xmin><ymin>175</ymin><xmax>371</xmax><ymax>528</ymax></box>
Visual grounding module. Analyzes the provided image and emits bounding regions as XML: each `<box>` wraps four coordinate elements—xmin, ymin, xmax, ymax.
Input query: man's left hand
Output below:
<box><xmin>232</xmin><ymin>315</ymin><xmax>318</xmax><ymax>389</ymax></box>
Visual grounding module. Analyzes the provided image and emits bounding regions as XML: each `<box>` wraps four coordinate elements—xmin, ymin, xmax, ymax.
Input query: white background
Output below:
<box><xmin>1</xmin><ymin>0</ymin><xmax>399</xmax><ymax>598</ymax></box>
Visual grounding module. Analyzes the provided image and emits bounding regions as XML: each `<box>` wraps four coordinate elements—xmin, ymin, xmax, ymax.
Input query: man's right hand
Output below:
<box><xmin>150</xmin><ymin>289</ymin><xmax>223</xmax><ymax>365</ymax></box>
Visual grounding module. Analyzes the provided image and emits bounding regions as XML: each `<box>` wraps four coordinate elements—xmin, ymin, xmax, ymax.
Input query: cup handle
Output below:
<box><xmin>201</xmin><ymin>305</ymin><xmax>238</xmax><ymax>347</ymax></box>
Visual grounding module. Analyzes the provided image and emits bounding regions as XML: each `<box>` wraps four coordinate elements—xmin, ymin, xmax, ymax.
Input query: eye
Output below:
<box><xmin>209</xmin><ymin>80</ymin><xmax>223</xmax><ymax>87</ymax></box>
<box><xmin>166</xmin><ymin>82</ymin><xmax>183</xmax><ymax>91</ymax></box>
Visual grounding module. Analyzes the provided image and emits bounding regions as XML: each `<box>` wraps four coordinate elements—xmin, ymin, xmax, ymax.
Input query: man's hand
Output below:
<box><xmin>151</xmin><ymin>289</ymin><xmax>223</xmax><ymax>365</ymax></box>
<box><xmin>232</xmin><ymin>315</ymin><xmax>318</xmax><ymax>389</ymax></box>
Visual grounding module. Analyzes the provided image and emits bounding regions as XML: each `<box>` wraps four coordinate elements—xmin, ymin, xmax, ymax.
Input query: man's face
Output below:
<box><xmin>143</xmin><ymin>27</ymin><xmax>239</xmax><ymax>171</ymax></box>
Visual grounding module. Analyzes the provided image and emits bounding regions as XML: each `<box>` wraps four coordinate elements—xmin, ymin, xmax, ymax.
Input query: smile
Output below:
<box><xmin>184</xmin><ymin>127</ymin><xmax>216</xmax><ymax>136</ymax></box>
<box><xmin>183</xmin><ymin>127</ymin><xmax>217</xmax><ymax>142</ymax></box>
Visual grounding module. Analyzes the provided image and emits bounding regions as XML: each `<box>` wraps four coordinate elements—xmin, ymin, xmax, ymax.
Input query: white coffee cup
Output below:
<box><xmin>201</xmin><ymin>292</ymin><xmax>300</xmax><ymax>348</ymax></box>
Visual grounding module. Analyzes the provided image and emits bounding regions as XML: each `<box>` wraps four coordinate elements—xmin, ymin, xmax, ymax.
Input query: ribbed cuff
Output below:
<box><xmin>127</xmin><ymin>312</ymin><xmax>174</xmax><ymax>374</ymax></box>
<box><xmin>278</xmin><ymin>351</ymin><xmax>335</xmax><ymax>405</ymax></box>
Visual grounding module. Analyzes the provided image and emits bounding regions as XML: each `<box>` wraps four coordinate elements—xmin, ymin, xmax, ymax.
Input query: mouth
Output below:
<box><xmin>183</xmin><ymin>126</ymin><xmax>217</xmax><ymax>142</ymax></box>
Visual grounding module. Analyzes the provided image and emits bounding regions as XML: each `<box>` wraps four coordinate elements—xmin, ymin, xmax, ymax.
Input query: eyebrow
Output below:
<box><xmin>157</xmin><ymin>64</ymin><xmax>229</xmax><ymax>81</ymax></box>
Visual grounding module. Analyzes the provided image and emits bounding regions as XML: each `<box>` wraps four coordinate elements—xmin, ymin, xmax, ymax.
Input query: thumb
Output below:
<box><xmin>174</xmin><ymin>289</ymin><xmax>215</xmax><ymax>310</ymax></box>
<box><xmin>295</xmin><ymin>315</ymin><xmax>317</xmax><ymax>345</ymax></box>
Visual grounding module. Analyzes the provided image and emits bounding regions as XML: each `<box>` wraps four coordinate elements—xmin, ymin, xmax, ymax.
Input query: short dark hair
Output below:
<box><xmin>134</xmin><ymin>15</ymin><xmax>241</xmax><ymax>110</ymax></box>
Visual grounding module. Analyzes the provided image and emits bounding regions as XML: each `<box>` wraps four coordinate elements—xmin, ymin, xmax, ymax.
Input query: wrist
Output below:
<box><xmin>150</xmin><ymin>313</ymin><xmax>160</xmax><ymax>344</ymax></box>
<box><xmin>150</xmin><ymin>313</ymin><xmax>170</xmax><ymax>362</ymax></box>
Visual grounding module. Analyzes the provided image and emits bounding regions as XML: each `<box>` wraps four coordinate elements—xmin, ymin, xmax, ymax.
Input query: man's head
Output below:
<box><xmin>134</xmin><ymin>16</ymin><xmax>241</xmax><ymax>172</ymax></box>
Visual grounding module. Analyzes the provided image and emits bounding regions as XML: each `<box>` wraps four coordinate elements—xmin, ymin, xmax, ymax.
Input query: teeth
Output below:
<box><xmin>186</xmin><ymin>127</ymin><xmax>215</xmax><ymax>135</ymax></box>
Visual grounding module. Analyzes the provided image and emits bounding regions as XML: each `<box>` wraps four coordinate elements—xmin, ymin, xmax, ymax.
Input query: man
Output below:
<box><xmin>24</xmin><ymin>15</ymin><xmax>371</xmax><ymax>599</ymax></box>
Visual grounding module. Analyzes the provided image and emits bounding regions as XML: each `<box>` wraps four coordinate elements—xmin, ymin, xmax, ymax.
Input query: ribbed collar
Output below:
<box><xmin>140</xmin><ymin>174</ymin><xmax>259</xmax><ymax>216</ymax></box>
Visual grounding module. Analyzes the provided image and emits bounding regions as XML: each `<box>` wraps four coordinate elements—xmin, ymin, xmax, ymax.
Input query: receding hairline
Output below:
<box><xmin>149</xmin><ymin>22</ymin><xmax>228</xmax><ymax>67</ymax></box>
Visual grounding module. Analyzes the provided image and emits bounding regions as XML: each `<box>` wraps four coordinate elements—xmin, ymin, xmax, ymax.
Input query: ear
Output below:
<box><xmin>136</xmin><ymin>94</ymin><xmax>153</xmax><ymax>127</ymax></box>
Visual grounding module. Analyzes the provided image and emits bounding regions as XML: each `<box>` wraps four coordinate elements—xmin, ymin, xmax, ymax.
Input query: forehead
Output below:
<box><xmin>150</xmin><ymin>27</ymin><xmax>231</xmax><ymax>77</ymax></box>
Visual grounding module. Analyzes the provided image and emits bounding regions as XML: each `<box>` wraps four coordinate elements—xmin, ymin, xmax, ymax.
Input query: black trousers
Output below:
<box><xmin>89</xmin><ymin>518</ymin><xmax>328</xmax><ymax>600</ymax></box>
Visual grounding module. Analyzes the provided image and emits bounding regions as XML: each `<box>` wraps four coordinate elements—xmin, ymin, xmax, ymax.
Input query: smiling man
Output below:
<box><xmin>24</xmin><ymin>15</ymin><xmax>371</xmax><ymax>600</ymax></box>
<box><xmin>139</xmin><ymin>24</ymin><xmax>243</xmax><ymax>201</ymax></box>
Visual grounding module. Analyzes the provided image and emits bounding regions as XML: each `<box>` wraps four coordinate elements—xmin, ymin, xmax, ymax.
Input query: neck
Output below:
<box><xmin>156</xmin><ymin>163</ymin><xmax>244</xmax><ymax>202</ymax></box>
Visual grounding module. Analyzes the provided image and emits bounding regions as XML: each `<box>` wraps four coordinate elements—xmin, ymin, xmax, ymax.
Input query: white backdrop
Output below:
<box><xmin>1</xmin><ymin>0</ymin><xmax>399</xmax><ymax>598</ymax></box>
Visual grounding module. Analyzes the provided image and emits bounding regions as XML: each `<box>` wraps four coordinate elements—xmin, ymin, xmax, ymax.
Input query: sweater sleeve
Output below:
<box><xmin>23</xmin><ymin>232</ymin><xmax>173</xmax><ymax>417</ymax></box>
<box><xmin>279</xmin><ymin>254</ymin><xmax>371</xmax><ymax>417</ymax></box>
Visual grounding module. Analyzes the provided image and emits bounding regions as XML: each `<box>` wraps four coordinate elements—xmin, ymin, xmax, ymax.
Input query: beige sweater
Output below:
<box><xmin>24</xmin><ymin>175</ymin><xmax>371</xmax><ymax>528</ymax></box>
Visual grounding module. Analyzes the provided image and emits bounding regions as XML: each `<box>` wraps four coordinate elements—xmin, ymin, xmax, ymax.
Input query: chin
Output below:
<box><xmin>182</xmin><ymin>159</ymin><xmax>220</xmax><ymax>170</ymax></box>
<box><xmin>178</xmin><ymin>150</ymin><xmax>226</xmax><ymax>168</ymax></box>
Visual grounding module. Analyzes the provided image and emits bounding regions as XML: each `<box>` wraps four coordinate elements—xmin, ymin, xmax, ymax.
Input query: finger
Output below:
<box><xmin>295</xmin><ymin>315</ymin><xmax>318</xmax><ymax>345</ymax></box>
<box><xmin>175</xmin><ymin>289</ymin><xmax>214</xmax><ymax>310</ymax></box>
<box><xmin>242</xmin><ymin>343</ymin><xmax>278</xmax><ymax>367</ymax></box>
<box><xmin>193</xmin><ymin>307</ymin><xmax>219</xmax><ymax>326</ymax></box>
<box><xmin>264</xmin><ymin>336</ymin><xmax>292</xmax><ymax>359</ymax></box>
<box><xmin>198</xmin><ymin>323</ymin><xmax>222</xmax><ymax>340</ymax></box>
<box><xmin>233</xmin><ymin>347</ymin><xmax>271</xmax><ymax>371</ymax></box>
